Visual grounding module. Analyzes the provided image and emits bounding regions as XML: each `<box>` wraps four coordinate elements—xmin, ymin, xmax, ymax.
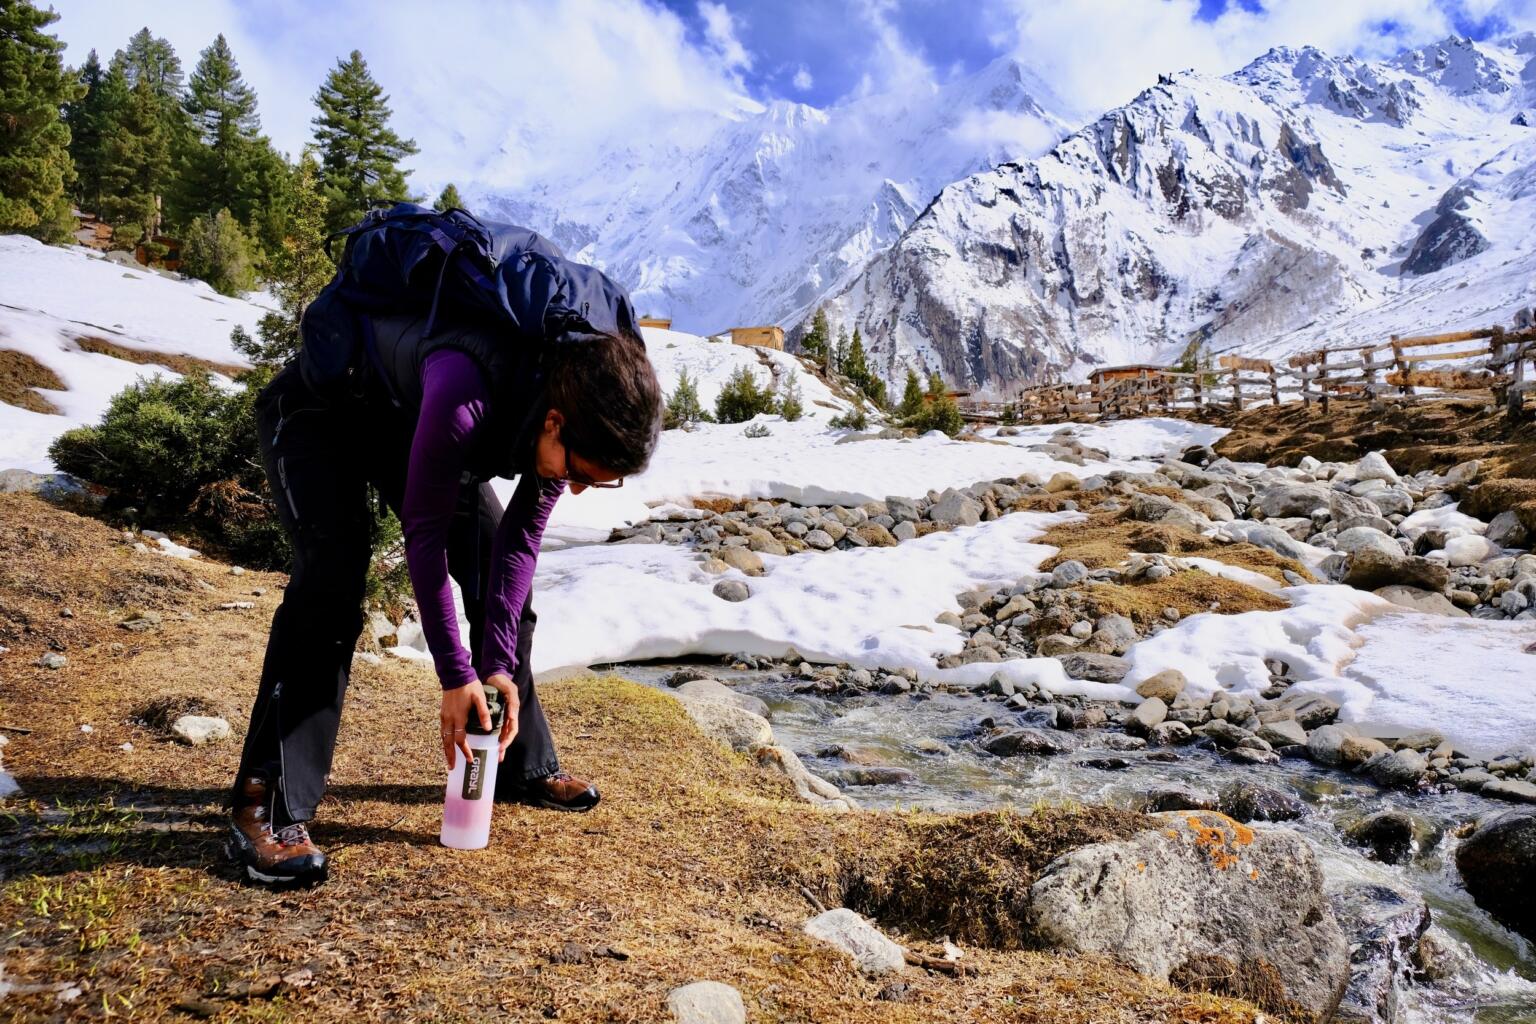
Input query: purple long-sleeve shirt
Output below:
<box><xmin>401</xmin><ymin>348</ymin><xmax>564</xmax><ymax>690</ymax></box>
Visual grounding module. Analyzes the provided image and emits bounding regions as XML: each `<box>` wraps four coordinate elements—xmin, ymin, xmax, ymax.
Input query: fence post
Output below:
<box><xmin>1319</xmin><ymin>349</ymin><xmax>1330</xmax><ymax>414</ymax></box>
<box><xmin>1230</xmin><ymin>367</ymin><xmax>1242</xmax><ymax>411</ymax></box>
<box><xmin>1300</xmin><ymin>356</ymin><xmax>1311</xmax><ymax>410</ymax></box>
<box><xmin>1363</xmin><ymin>345</ymin><xmax>1378</xmax><ymax>398</ymax></box>
<box><xmin>1392</xmin><ymin>334</ymin><xmax>1412</xmax><ymax>397</ymax></box>
<box><xmin>1194</xmin><ymin>371</ymin><xmax>1204</xmax><ymax>409</ymax></box>
<box><xmin>1269</xmin><ymin>365</ymin><xmax>1280</xmax><ymax>405</ymax></box>
<box><xmin>1510</xmin><ymin>340</ymin><xmax>1527</xmax><ymax>421</ymax></box>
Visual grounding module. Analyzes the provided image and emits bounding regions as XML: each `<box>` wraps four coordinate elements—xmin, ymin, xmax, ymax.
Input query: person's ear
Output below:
<box><xmin>544</xmin><ymin>408</ymin><xmax>563</xmax><ymax>437</ymax></box>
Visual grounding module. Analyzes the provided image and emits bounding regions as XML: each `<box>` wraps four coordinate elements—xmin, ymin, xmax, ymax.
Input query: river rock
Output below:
<box><xmin>892</xmin><ymin>520</ymin><xmax>917</xmax><ymax>541</ymax></box>
<box><xmin>1456</xmin><ymin>808</ymin><xmax>1536</xmax><ymax>942</ymax></box>
<box><xmin>678</xmin><ymin>697</ymin><xmax>772</xmax><ymax>753</ymax></box>
<box><xmin>1027</xmin><ymin>811</ymin><xmax>1348</xmax><ymax>1018</ymax></box>
<box><xmin>712</xmin><ymin>580</ymin><xmax>751</xmax><ymax>602</ymax></box>
<box><xmin>1140</xmin><ymin>787</ymin><xmax>1218</xmax><ymax>812</ymax></box>
<box><xmin>1125</xmin><ymin>697</ymin><xmax>1168</xmax><ymax>736</ymax></box>
<box><xmin>1050</xmin><ymin>560</ymin><xmax>1090</xmax><ymax>587</ymax></box>
<box><xmin>1483</xmin><ymin>779</ymin><xmax>1536</xmax><ymax>804</ymax></box>
<box><xmin>833</xmin><ymin>766</ymin><xmax>917</xmax><ymax>787</ymax></box>
<box><xmin>928</xmin><ymin>489</ymin><xmax>982</xmax><ymax>527</ymax></box>
<box><xmin>1254</xmin><ymin>483</ymin><xmax>1333</xmax><ymax>519</ymax></box>
<box><xmin>754</xmin><ymin>745</ymin><xmax>857</xmax><ymax>812</ymax></box>
<box><xmin>1342</xmin><ymin>549</ymin><xmax>1450</xmax><ymax>592</ymax></box>
<box><xmin>170</xmin><ymin>715</ymin><xmax>231</xmax><ymax>746</ymax></box>
<box><xmin>1362</xmin><ymin>748</ymin><xmax>1428</xmax><ymax>789</ymax></box>
<box><xmin>982</xmin><ymin>729</ymin><xmax>1068</xmax><ymax>757</ymax></box>
<box><xmin>1334</xmin><ymin>527</ymin><xmax>1402</xmax><ymax>560</ymax></box>
<box><xmin>716</xmin><ymin>547</ymin><xmax>765</xmax><ymax>575</ymax></box>
<box><xmin>1256</xmin><ymin>718</ymin><xmax>1308</xmax><ymax>748</ymax></box>
<box><xmin>1149</xmin><ymin>720</ymin><xmax>1193</xmax><ymax>746</ymax></box>
<box><xmin>667</xmin><ymin>981</ymin><xmax>746</xmax><ymax>1024</ymax></box>
<box><xmin>1343</xmin><ymin>810</ymin><xmax>1423</xmax><ymax>865</ymax></box>
<box><xmin>1340</xmin><ymin>735</ymin><xmax>1391</xmax><ymax>767</ymax></box>
<box><xmin>1218</xmin><ymin>781</ymin><xmax>1306</xmax><ymax>822</ymax></box>
<box><xmin>1055</xmin><ymin>652</ymin><xmax>1130</xmax><ymax>684</ymax></box>
<box><xmin>1485</xmin><ymin>510</ymin><xmax>1530</xmax><ymax>549</ymax></box>
<box><xmin>1371</xmin><ymin>585</ymin><xmax>1466</xmax><ymax>617</ymax></box>
<box><xmin>675</xmin><ymin>679</ymin><xmax>771</xmax><ymax>720</ymax></box>
<box><xmin>1134</xmin><ymin>669</ymin><xmax>1187</xmax><ymax>703</ymax></box>
<box><xmin>1193</xmin><ymin>719</ymin><xmax>1251</xmax><ymax>748</ymax></box>
<box><xmin>1329</xmin><ymin>883</ymin><xmax>1431</xmax><ymax>1024</ymax></box>
<box><xmin>804</xmin><ymin>909</ymin><xmax>905</xmax><ymax>975</ymax></box>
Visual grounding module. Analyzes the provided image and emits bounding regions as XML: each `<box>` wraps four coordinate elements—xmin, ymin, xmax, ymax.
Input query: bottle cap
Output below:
<box><xmin>465</xmin><ymin>684</ymin><xmax>503</xmax><ymax>735</ymax></box>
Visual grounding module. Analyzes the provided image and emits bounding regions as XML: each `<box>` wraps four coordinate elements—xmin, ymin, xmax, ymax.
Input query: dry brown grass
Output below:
<box><xmin>73</xmin><ymin>334</ymin><xmax>248</xmax><ymax>379</ymax></box>
<box><xmin>0</xmin><ymin>495</ymin><xmax>1276</xmax><ymax>1023</ymax></box>
<box><xmin>0</xmin><ymin>347</ymin><xmax>66</xmax><ymax>414</ymax></box>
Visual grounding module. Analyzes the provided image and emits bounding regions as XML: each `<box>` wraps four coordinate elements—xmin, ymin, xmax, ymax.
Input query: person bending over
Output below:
<box><xmin>228</xmin><ymin>315</ymin><xmax>662</xmax><ymax>886</ymax></box>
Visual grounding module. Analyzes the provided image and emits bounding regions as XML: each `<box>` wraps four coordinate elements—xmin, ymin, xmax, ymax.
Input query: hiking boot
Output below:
<box><xmin>227</xmin><ymin>775</ymin><xmax>328</xmax><ymax>886</ymax></box>
<box><xmin>498</xmin><ymin>771</ymin><xmax>601</xmax><ymax>812</ymax></box>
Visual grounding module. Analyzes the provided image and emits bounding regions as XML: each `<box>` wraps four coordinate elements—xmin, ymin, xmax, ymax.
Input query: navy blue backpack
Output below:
<box><xmin>299</xmin><ymin>202</ymin><xmax>640</xmax><ymax>404</ymax></box>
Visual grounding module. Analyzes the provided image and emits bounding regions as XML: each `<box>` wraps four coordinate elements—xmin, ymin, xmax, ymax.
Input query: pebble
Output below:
<box><xmin>712</xmin><ymin>580</ymin><xmax>751</xmax><ymax>602</ymax></box>
<box><xmin>38</xmin><ymin>652</ymin><xmax>67</xmax><ymax>670</ymax></box>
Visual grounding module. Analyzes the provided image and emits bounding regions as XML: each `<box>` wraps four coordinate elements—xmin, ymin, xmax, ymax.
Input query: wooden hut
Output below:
<box><xmin>729</xmin><ymin>326</ymin><xmax>785</xmax><ymax>351</ymax></box>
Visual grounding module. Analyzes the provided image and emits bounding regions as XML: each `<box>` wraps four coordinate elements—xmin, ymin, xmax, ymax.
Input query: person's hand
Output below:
<box><xmin>440</xmin><ymin>683</ymin><xmax>491</xmax><ymax>769</ymax></box>
<box><xmin>485</xmin><ymin>672</ymin><xmax>520</xmax><ymax>761</ymax></box>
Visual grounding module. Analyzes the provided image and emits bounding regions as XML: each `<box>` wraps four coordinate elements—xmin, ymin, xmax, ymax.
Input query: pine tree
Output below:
<box><xmin>663</xmin><ymin>367</ymin><xmax>707</xmax><ymax>430</ymax></box>
<box><xmin>112</xmin><ymin>27</ymin><xmax>190</xmax><ymax>155</ymax></box>
<box><xmin>99</xmin><ymin>75</ymin><xmax>172</xmax><ymax>243</ymax></box>
<box><xmin>777</xmin><ymin>370</ymin><xmax>804</xmax><ymax>422</ymax></box>
<box><xmin>64</xmin><ymin>49</ymin><xmax>120</xmax><ymax>217</ymax></box>
<box><xmin>435</xmin><ymin>182</ymin><xmax>464</xmax><ymax>211</ymax></box>
<box><xmin>897</xmin><ymin>368</ymin><xmax>924</xmax><ymax>419</ymax></box>
<box><xmin>833</xmin><ymin>326</ymin><xmax>850</xmax><ymax>377</ymax></box>
<box><xmin>232</xmin><ymin>152</ymin><xmax>332</xmax><ymax>365</ymax></box>
<box><xmin>312</xmin><ymin>50</ymin><xmax>418</xmax><ymax>231</ymax></box>
<box><xmin>799</xmin><ymin>307</ymin><xmax>829</xmax><ymax>366</ymax></box>
<box><xmin>175</xmin><ymin>34</ymin><xmax>263</xmax><ymax>225</ymax></box>
<box><xmin>0</xmin><ymin>0</ymin><xmax>85</xmax><ymax>242</ymax></box>
<box><xmin>181</xmin><ymin>207</ymin><xmax>256</xmax><ymax>296</ymax></box>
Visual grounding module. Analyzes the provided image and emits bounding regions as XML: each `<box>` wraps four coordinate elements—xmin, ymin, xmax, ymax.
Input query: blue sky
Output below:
<box><xmin>44</xmin><ymin>0</ymin><xmax>1536</xmax><ymax>191</ymax></box>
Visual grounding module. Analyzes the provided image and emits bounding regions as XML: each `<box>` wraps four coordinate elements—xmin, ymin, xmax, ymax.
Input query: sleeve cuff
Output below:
<box><xmin>439</xmin><ymin>666</ymin><xmax>479</xmax><ymax>691</ymax></box>
<box><xmin>482</xmin><ymin>662</ymin><xmax>513</xmax><ymax>681</ymax></box>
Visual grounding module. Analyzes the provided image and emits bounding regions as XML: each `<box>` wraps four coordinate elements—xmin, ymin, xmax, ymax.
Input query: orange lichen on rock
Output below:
<box><xmin>1181</xmin><ymin>813</ymin><xmax>1253</xmax><ymax>872</ymax></box>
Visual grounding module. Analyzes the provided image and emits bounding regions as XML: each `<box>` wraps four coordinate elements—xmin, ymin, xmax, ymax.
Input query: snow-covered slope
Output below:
<box><xmin>822</xmin><ymin>34</ymin><xmax>1536</xmax><ymax>394</ymax></box>
<box><xmin>467</xmin><ymin>56</ymin><xmax>1074</xmax><ymax>336</ymax></box>
<box><xmin>0</xmin><ymin>237</ymin><xmax>263</xmax><ymax>472</ymax></box>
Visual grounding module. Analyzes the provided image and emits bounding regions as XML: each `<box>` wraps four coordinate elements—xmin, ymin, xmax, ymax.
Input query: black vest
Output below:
<box><xmin>367</xmin><ymin>313</ymin><xmax>546</xmax><ymax>482</ymax></box>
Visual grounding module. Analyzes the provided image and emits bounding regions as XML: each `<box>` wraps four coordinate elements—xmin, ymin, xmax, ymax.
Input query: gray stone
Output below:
<box><xmin>1372</xmin><ymin>585</ymin><xmax>1466</xmax><ymax>617</ymax></box>
<box><xmin>1343</xmin><ymin>810</ymin><xmax>1423</xmax><ymax>865</ymax></box>
<box><xmin>1278</xmin><ymin>692</ymin><xmax>1342</xmax><ymax>729</ymax></box>
<box><xmin>1050</xmin><ymin>560</ymin><xmax>1089</xmax><ymax>587</ymax></box>
<box><xmin>1343</xmin><ymin>548</ymin><xmax>1451</xmax><ymax>591</ymax></box>
<box><xmin>892</xmin><ymin>521</ymin><xmax>917</xmax><ymax>541</ymax></box>
<box><xmin>1193</xmin><ymin>719</ymin><xmax>1251</xmax><ymax>748</ymax></box>
<box><xmin>712</xmin><ymin>580</ymin><xmax>751</xmax><ymax>602</ymax></box>
<box><xmin>1486</xmin><ymin>510</ymin><xmax>1530</xmax><ymax>549</ymax></box>
<box><xmin>1256</xmin><ymin>718</ymin><xmax>1308</xmax><ymax>748</ymax></box>
<box><xmin>1340</xmin><ymin>735</ymin><xmax>1392</xmax><ymax>767</ymax></box>
<box><xmin>1125</xmin><ymin>697</ymin><xmax>1168</xmax><ymax>736</ymax></box>
<box><xmin>38</xmin><ymin>651</ymin><xmax>67</xmax><ymax>670</ymax></box>
<box><xmin>1139</xmin><ymin>787</ymin><xmax>1216</xmax><ymax>812</ymax></box>
<box><xmin>1218</xmin><ymin>781</ymin><xmax>1306</xmax><ymax>822</ymax></box>
<box><xmin>667</xmin><ymin>981</ymin><xmax>746</xmax><ymax>1024</ymax></box>
<box><xmin>1355</xmin><ymin>451</ymin><xmax>1400</xmax><ymax>484</ymax></box>
<box><xmin>803</xmin><ymin>529</ymin><xmax>836</xmax><ymax>550</ymax></box>
<box><xmin>1027</xmin><ymin>811</ymin><xmax>1348</xmax><ymax>1019</ymax></box>
<box><xmin>1329</xmin><ymin>489</ymin><xmax>1384</xmax><ymax>525</ymax></box>
<box><xmin>1220</xmin><ymin>521</ymin><xmax>1311</xmax><ymax>561</ymax></box>
<box><xmin>1254</xmin><ymin>483</ymin><xmax>1333</xmax><ymax>519</ymax></box>
<box><xmin>982</xmin><ymin>729</ymin><xmax>1069</xmax><ymax>757</ymax></box>
<box><xmin>170</xmin><ymin>714</ymin><xmax>231</xmax><ymax>746</ymax></box>
<box><xmin>803</xmin><ymin>908</ymin><xmax>905</xmax><ymax>975</ymax></box>
<box><xmin>1306</xmin><ymin>723</ymin><xmax>1358</xmax><ymax>765</ymax></box>
<box><xmin>1363</xmin><ymin>748</ymin><xmax>1428</xmax><ymax>789</ymax></box>
<box><xmin>884</xmin><ymin>495</ymin><xmax>921</xmax><ymax>523</ymax></box>
<box><xmin>753</xmin><ymin>745</ymin><xmax>856</xmax><ymax>811</ymax></box>
<box><xmin>1134</xmin><ymin>670</ymin><xmax>1186</xmax><ymax>703</ymax></box>
<box><xmin>928</xmin><ymin>488</ymin><xmax>983</xmax><ymax>527</ymax></box>
<box><xmin>1334</xmin><ymin>526</ymin><xmax>1402</xmax><ymax>559</ymax></box>
<box><xmin>1484</xmin><ymin>779</ymin><xmax>1536</xmax><ymax>804</ymax></box>
<box><xmin>716</xmin><ymin>547</ymin><xmax>765</xmax><ymax>575</ymax></box>
<box><xmin>675</xmin><ymin>679</ymin><xmax>771</xmax><ymax>720</ymax></box>
<box><xmin>1148</xmin><ymin>720</ymin><xmax>1192</xmax><ymax>746</ymax></box>
<box><xmin>1054</xmin><ymin>652</ymin><xmax>1130</xmax><ymax>683</ymax></box>
<box><xmin>1456</xmin><ymin>808</ymin><xmax>1536</xmax><ymax>942</ymax></box>
<box><xmin>677</xmin><ymin>697</ymin><xmax>773</xmax><ymax>753</ymax></box>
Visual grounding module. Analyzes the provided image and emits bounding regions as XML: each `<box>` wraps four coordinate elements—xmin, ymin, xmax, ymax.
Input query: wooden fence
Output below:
<box><xmin>962</xmin><ymin>321</ymin><xmax>1536</xmax><ymax>424</ymax></box>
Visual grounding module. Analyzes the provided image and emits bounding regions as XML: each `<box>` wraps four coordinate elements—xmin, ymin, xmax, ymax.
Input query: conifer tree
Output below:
<box><xmin>100</xmin><ymin>75</ymin><xmax>173</xmax><ymax>243</ymax></box>
<box><xmin>663</xmin><ymin>367</ymin><xmax>707</xmax><ymax>430</ymax></box>
<box><xmin>799</xmin><ymin>308</ymin><xmax>829</xmax><ymax>366</ymax></box>
<box><xmin>897</xmin><ymin>368</ymin><xmax>924</xmax><ymax>419</ymax></box>
<box><xmin>112</xmin><ymin>27</ymin><xmax>190</xmax><ymax>154</ymax></box>
<box><xmin>232</xmin><ymin>152</ymin><xmax>332</xmax><ymax>365</ymax></box>
<box><xmin>181</xmin><ymin>207</ymin><xmax>256</xmax><ymax>296</ymax></box>
<box><xmin>833</xmin><ymin>326</ymin><xmax>850</xmax><ymax>377</ymax></box>
<box><xmin>0</xmin><ymin>0</ymin><xmax>84</xmax><ymax>242</ymax></box>
<box><xmin>64</xmin><ymin>48</ymin><xmax>120</xmax><ymax>217</ymax></box>
<box><xmin>175</xmin><ymin>34</ymin><xmax>263</xmax><ymax>224</ymax></box>
<box><xmin>312</xmin><ymin>50</ymin><xmax>418</xmax><ymax>231</ymax></box>
<box><xmin>435</xmin><ymin>182</ymin><xmax>464</xmax><ymax>211</ymax></box>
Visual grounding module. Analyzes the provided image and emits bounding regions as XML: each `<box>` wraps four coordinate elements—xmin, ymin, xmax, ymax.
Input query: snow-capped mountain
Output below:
<box><xmin>819</xmin><ymin>35</ymin><xmax>1536</xmax><ymax>394</ymax></box>
<box><xmin>464</xmin><ymin>56</ymin><xmax>1075</xmax><ymax>335</ymax></box>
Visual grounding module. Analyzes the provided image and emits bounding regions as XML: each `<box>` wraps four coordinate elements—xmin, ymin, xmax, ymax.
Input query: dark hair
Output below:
<box><xmin>545</xmin><ymin>329</ymin><xmax>662</xmax><ymax>476</ymax></box>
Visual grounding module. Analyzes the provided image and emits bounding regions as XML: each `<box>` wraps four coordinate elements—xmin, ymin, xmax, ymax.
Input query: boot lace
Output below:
<box><xmin>274</xmin><ymin>823</ymin><xmax>311</xmax><ymax>848</ymax></box>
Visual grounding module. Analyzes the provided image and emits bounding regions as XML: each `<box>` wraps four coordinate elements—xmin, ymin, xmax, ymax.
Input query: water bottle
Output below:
<box><xmin>440</xmin><ymin>684</ymin><xmax>503</xmax><ymax>850</ymax></box>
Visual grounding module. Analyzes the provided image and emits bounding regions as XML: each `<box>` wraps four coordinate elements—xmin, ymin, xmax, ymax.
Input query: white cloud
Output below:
<box><xmin>793</xmin><ymin>64</ymin><xmax>814</xmax><ymax>91</ymax></box>
<box><xmin>948</xmin><ymin>108</ymin><xmax>1058</xmax><ymax>156</ymax></box>
<box><xmin>998</xmin><ymin>0</ymin><xmax>1536</xmax><ymax>115</ymax></box>
<box><xmin>45</xmin><ymin>0</ymin><xmax>756</xmax><ymax>193</ymax></box>
<box><xmin>699</xmin><ymin>1</ymin><xmax>752</xmax><ymax>72</ymax></box>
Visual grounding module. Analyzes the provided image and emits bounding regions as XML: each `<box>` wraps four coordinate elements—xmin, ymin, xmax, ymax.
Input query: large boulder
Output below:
<box><xmin>1342</xmin><ymin>549</ymin><xmax>1450</xmax><ymax>592</ymax></box>
<box><xmin>675</xmin><ymin>679</ymin><xmax>772</xmax><ymax>720</ymax></box>
<box><xmin>1254</xmin><ymin>483</ymin><xmax>1333</xmax><ymax>519</ymax></box>
<box><xmin>1328</xmin><ymin>884</ymin><xmax>1431</xmax><ymax>1024</ymax></box>
<box><xmin>1456</xmin><ymin>808</ymin><xmax>1536</xmax><ymax>942</ymax></box>
<box><xmin>928</xmin><ymin>488</ymin><xmax>982</xmax><ymax>527</ymax></box>
<box><xmin>667</xmin><ymin>981</ymin><xmax>747</xmax><ymax>1024</ymax></box>
<box><xmin>1027</xmin><ymin>811</ymin><xmax>1348</xmax><ymax>1018</ymax></box>
<box><xmin>1372</xmin><ymin>585</ymin><xmax>1467</xmax><ymax>617</ymax></box>
<box><xmin>803</xmin><ymin>909</ymin><xmax>905</xmax><ymax>975</ymax></box>
<box><xmin>677</xmin><ymin>696</ymin><xmax>773</xmax><ymax>753</ymax></box>
<box><xmin>1333</xmin><ymin>527</ymin><xmax>1402</xmax><ymax>560</ymax></box>
<box><xmin>1217</xmin><ymin>781</ymin><xmax>1306</xmax><ymax>822</ymax></box>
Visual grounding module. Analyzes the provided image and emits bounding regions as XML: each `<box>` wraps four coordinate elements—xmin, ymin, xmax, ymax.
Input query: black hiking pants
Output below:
<box><xmin>233</xmin><ymin>364</ymin><xmax>560</xmax><ymax>825</ymax></box>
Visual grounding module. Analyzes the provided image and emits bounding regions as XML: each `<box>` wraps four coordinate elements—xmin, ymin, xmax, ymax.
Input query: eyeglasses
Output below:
<box><xmin>560</xmin><ymin>440</ymin><xmax>624</xmax><ymax>489</ymax></box>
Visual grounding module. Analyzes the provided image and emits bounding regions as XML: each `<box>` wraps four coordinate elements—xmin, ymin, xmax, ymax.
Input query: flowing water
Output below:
<box><xmin>616</xmin><ymin>661</ymin><xmax>1536</xmax><ymax>1023</ymax></box>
